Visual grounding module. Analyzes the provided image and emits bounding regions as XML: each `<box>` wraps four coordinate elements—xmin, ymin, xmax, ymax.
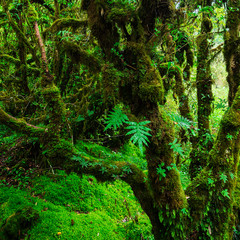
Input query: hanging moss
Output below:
<box><xmin>158</xmin><ymin>63</ymin><xmax>192</xmax><ymax>121</ymax></box>
<box><xmin>62</xmin><ymin>41</ymin><xmax>101</xmax><ymax>73</ymax></box>
<box><xmin>82</xmin><ymin>0</ymin><xmax>120</xmax><ymax>58</ymax></box>
<box><xmin>45</xmin><ymin>18</ymin><xmax>88</xmax><ymax>34</ymax></box>
<box><xmin>27</xmin><ymin>4</ymin><xmax>38</xmax><ymax>23</ymax></box>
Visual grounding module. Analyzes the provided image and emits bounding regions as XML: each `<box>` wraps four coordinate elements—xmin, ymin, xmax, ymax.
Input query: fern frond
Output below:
<box><xmin>125</xmin><ymin>120</ymin><xmax>152</xmax><ymax>155</ymax></box>
<box><xmin>104</xmin><ymin>107</ymin><xmax>129</xmax><ymax>131</ymax></box>
<box><xmin>169</xmin><ymin>113</ymin><xmax>195</xmax><ymax>130</ymax></box>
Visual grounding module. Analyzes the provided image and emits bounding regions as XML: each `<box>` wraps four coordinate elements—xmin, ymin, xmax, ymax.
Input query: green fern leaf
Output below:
<box><xmin>169</xmin><ymin>113</ymin><xmax>195</xmax><ymax>130</ymax></box>
<box><xmin>125</xmin><ymin>120</ymin><xmax>152</xmax><ymax>154</ymax></box>
<box><xmin>104</xmin><ymin>106</ymin><xmax>129</xmax><ymax>131</ymax></box>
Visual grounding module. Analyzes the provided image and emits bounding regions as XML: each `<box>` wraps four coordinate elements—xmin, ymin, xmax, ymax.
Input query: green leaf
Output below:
<box><xmin>76</xmin><ymin>114</ymin><xmax>85</xmax><ymax>122</ymax></box>
<box><xmin>221</xmin><ymin>189</ymin><xmax>230</xmax><ymax>199</ymax></box>
<box><xmin>104</xmin><ymin>106</ymin><xmax>129</xmax><ymax>131</ymax></box>
<box><xmin>125</xmin><ymin>120</ymin><xmax>152</xmax><ymax>155</ymax></box>
<box><xmin>181</xmin><ymin>208</ymin><xmax>188</xmax><ymax>215</ymax></box>
<box><xmin>208</xmin><ymin>178</ymin><xmax>214</xmax><ymax>186</ymax></box>
<box><xmin>169</xmin><ymin>139</ymin><xmax>184</xmax><ymax>157</ymax></box>
<box><xmin>219</xmin><ymin>173</ymin><xmax>228</xmax><ymax>183</ymax></box>
<box><xmin>230</xmin><ymin>172</ymin><xmax>235</xmax><ymax>180</ymax></box>
<box><xmin>156</xmin><ymin>164</ymin><xmax>166</xmax><ymax>180</ymax></box>
<box><xmin>169</xmin><ymin>113</ymin><xmax>196</xmax><ymax>134</ymax></box>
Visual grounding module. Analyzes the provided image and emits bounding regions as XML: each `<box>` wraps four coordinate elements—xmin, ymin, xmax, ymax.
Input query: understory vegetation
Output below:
<box><xmin>1</xmin><ymin>0</ymin><xmax>240</xmax><ymax>239</ymax></box>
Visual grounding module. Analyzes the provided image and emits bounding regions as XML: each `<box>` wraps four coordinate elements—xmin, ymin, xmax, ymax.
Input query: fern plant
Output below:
<box><xmin>104</xmin><ymin>106</ymin><xmax>129</xmax><ymax>131</ymax></box>
<box><xmin>169</xmin><ymin>113</ymin><xmax>193</xmax><ymax>130</ymax></box>
<box><xmin>169</xmin><ymin>138</ymin><xmax>184</xmax><ymax>157</ymax></box>
<box><xmin>169</xmin><ymin>113</ymin><xmax>197</xmax><ymax>136</ymax></box>
<box><xmin>125</xmin><ymin>121</ymin><xmax>152</xmax><ymax>155</ymax></box>
<box><xmin>104</xmin><ymin>107</ymin><xmax>152</xmax><ymax>155</ymax></box>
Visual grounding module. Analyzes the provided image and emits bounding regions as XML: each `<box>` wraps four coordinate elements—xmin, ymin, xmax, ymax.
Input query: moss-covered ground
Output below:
<box><xmin>0</xmin><ymin>171</ymin><xmax>153</xmax><ymax>239</ymax></box>
<box><xmin>0</xmin><ymin>125</ymin><xmax>154</xmax><ymax>239</ymax></box>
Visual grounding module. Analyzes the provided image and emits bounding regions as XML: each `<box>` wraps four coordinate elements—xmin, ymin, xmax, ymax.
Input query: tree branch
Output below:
<box><xmin>64</xmin><ymin>153</ymin><xmax>160</xmax><ymax>230</ymax></box>
<box><xmin>0</xmin><ymin>54</ymin><xmax>41</xmax><ymax>74</ymax></box>
<box><xmin>0</xmin><ymin>107</ymin><xmax>46</xmax><ymax>136</ymax></box>
<box><xmin>44</xmin><ymin>18</ymin><xmax>88</xmax><ymax>34</ymax></box>
<box><xmin>62</xmin><ymin>41</ymin><xmax>101</xmax><ymax>73</ymax></box>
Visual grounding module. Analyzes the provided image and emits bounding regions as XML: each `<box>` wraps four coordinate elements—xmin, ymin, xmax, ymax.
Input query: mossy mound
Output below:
<box><xmin>0</xmin><ymin>170</ymin><xmax>152</xmax><ymax>239</ymax></box>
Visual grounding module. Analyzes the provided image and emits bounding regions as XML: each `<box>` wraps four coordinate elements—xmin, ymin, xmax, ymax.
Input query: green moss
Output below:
<box><xmin>125</xmin><ymin>42</ymin><xmax>165</xmax><ymax>104</ymax></box>
<box><xmin>41</xmin><ymin>84</ymin><xmax>67</xmax><ymax>136</ymax></box>
<box><xmin>46</xmin><ymin>18</ymin><xmax>88</xmax><ymax>34</ymax></box>
<box><xmin>101</xmin><ymin>63</ymin><xmax>120</xmax><ymax>107</ymax></box>
<box><xmin>0</xmin><ymin>172</ymin><xmax>153</xmax><ymax>239</ymax></box>
<box><xmin>40</xmin><ymin>139</ymin><xmax>74</xmax><ymax>167</ymax></box>
<box><xmin>85</xmin><ymin>0</ymin><xmax>120</xmax><ymax>58</ymax></box>
<box><xmin>186</xmin><ymin>168</ymin><xmax>210</xmax><ymax>228</ymax></box>
<box><xmin>42</xmin><ymin>84</ymin><xmax>60</xmax><ymax>96</ymax></box>
<box><xmin>63</xmin><ymin>41</ymin><xmax>101</xmax><ymax>73</ymax></box>
<box><xmin>158</xmin><ymin>63</ymin><xmax>192</xmax><ymax>121</ymax></box>
<box><xmin>224</xmin><ymin>0</ymin><xmax>240</xmax><ymax>106</ymax></box>
<box><xmin>0</xmin><ymin>107</ymin><xmax>45</xmax><ymax>136</ymax></box>
<box><xmin>0</xmin><ymin>206</ymin><xmax>39</xmax><ymax>239</ymax></box>
<box><xmin>27</xmin><ymin>4</ymin><xmax>38</xmax><ymax>23</ymax></box>
<box><xmin>107</xmin><ymin>7</ymin><xmax>132</xmax><ymax>23</ymax></box>
<box><xmin>139</xmin><ymin>69</ymin><xmax>164</xmax><ymax>103</ymax></box>
<box><xmin>157</xmin><ymin>207</ymin><xmax>187</xmax><ymax>239</ymax></box>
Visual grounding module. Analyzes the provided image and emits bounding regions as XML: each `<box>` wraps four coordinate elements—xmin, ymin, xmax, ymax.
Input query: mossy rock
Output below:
<box><xmin>0</xmin><ymin>206</ymin><xmax>39</xmax><ymax>239</ymax></box>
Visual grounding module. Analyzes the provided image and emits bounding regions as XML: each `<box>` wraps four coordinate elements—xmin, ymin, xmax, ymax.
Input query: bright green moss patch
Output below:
<box><xmin>0</xmin><ymin>171</ymin><xmax>153</xmax><ymax>239</ymax></box>
<box><xmin>30</xmin><ymin>172</ymin><xmax>143</xmax><ymax>219</ymax></box>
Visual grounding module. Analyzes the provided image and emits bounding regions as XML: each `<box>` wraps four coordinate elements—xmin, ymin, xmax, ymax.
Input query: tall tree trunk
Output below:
<box><xmin>224</xmin><ymin>0</ymin><xmax>240</xmax><ymax>106</ymax></box>
<box><xmin>17</xmin><ymin>10</ymin><xmax>29</xmax><ymax>94</ymax></box>
<box><xmin>187</xmin><ymin>86</ymin><xmax>240</xmax><ymax>239</ymax></box>
<box><xmin>189</xmin><ymin>0</ymin><xmax>214</xmax><ymax>179</ymax></box>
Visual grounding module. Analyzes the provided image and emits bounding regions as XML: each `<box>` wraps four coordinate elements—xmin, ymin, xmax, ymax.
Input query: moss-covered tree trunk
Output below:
<box><xmin>16</xmin><ymin>8</ymin><xmax>29</xmax><ymax>94</ymax></box>
<box><xmin>224</xmin><ymin>0</ymin><xmax>240</xmax><ymax>106</ymax></box>
<box><xmin>196</xmin><ymin>1</ymin><xmax>213</xmax><ymax>135</ymax></box>
<box><xmin>128</xmin><ymin>43</ymin><xmax>187</xmax><ymax>239</ymax></box>
<box><xmin>189</xmin><ymin>0</ymin><xmax>214</xmax><ymax>180</ymax></box>
<box><xmin>187</xmin><ymin>85</ymin><xmax>240</xmax><ymax>239</ymax></box>
<box><xmin>81</xmin><ymin>1</ymin><xmax>188</xmax><ymax>238</ymax></box>
<box><xmin>187</xmin><ymin>2</ymin><xmax>240</xmax><ymax>239</ymax></box>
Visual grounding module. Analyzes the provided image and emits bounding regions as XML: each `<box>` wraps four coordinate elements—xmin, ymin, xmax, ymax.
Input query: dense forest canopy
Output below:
<box><xmin>1</xmin><ymin>0</ymin><xmax>240</xmax><ymax>239</ymax></box>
